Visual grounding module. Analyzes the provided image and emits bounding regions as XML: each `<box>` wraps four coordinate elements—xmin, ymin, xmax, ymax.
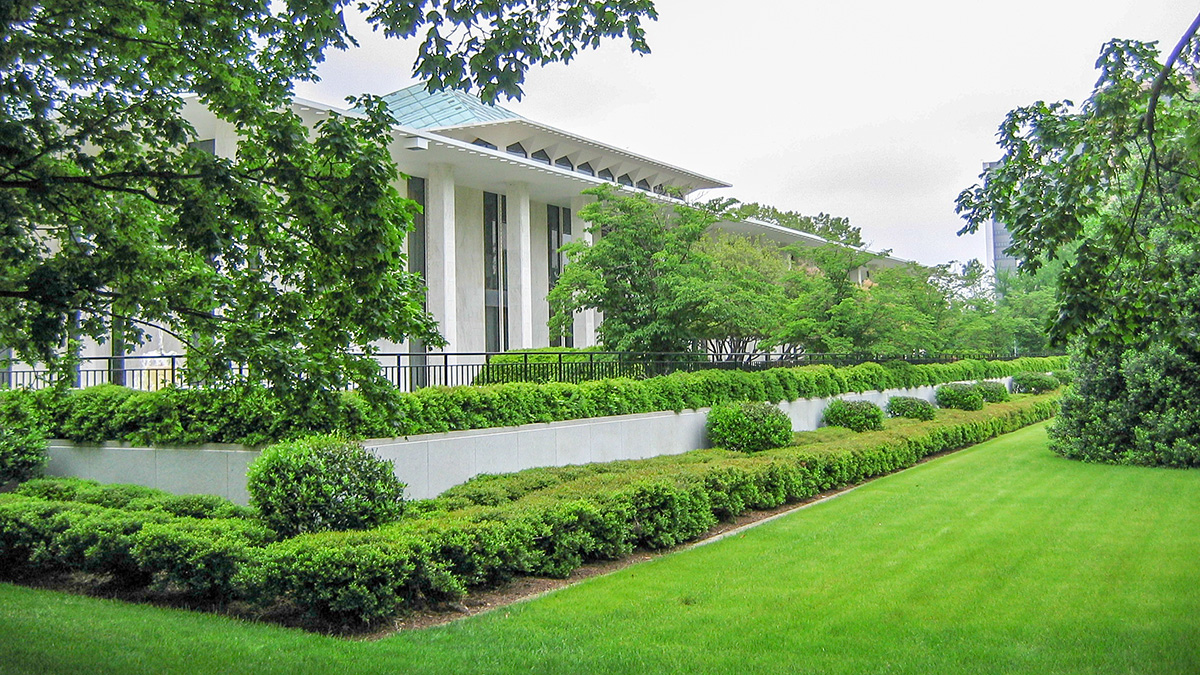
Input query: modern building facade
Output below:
<box><xmin>13</xmin><ymin>83</ymin><xmax>906</xmax><ymax>380</ymax></box>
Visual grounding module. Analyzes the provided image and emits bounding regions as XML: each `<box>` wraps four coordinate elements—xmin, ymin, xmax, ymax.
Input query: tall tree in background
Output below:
<box><xmin>957</xmin><ymin>17</ymin><xmax>1200</xmax><ymax>466</ymax></box>
<box><xmin>0</xmin><ymin>0</ymin><xmax>657</xmax><ymax>404</ymax></box>
<box><xmin>548</xmin><ymin>184</ymin><xmax>718</xmax><ymax>354</ymax></box>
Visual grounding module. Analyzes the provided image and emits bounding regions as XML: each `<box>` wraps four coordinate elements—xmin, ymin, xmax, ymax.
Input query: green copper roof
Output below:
<box><xmin>381</xmin><ymin>83</ymin><xmax>522</xmax><ymax>129</ymax></box>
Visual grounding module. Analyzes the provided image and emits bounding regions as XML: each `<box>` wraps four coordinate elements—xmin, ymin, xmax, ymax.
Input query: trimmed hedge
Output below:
<box><xmin>16</xmin><ymin>477</ymin><xmax>253</xmax><ymax>519</ymax></box>
<box><xmin>0</xmin><ymin>356</ymin><xmax>1067</xmax><ymax>447</ymax></box>
<box><xmin>974</xmin><ymin>380</ymin><xmax>1011</xmax><ymax>403</ymax></box>
<box><xmin>936</xmin><ymin>383</ymin><xmax>984</xmax><ymax>411</ymax></box>
<box><xmin>1012</xmin><ymin>371</ymin><xmax>1061</xmax><ymax>394</ymax></box>
<box><xmin>821</xmin><ymin>400</ymin><xmax>885</xmax><ymax>432</ymax></box>
<box><xmin>0</xmin><ymin>394</ymin><xmax>1059</xmax><ymax>626</ymax></box>
<box><xmin>472</xmin><ymin>348</ymin><xmax>646</xmax><ymax>385</ymax></box>
<box><xmin>886</xmin><ymin>396</ymin><xmax>936</xmax><ymax>421</ymax></box>
<box><xmin>705</xmin><ymin>401</ymin><xmax>794</xmax><ymax>452</ymax></box>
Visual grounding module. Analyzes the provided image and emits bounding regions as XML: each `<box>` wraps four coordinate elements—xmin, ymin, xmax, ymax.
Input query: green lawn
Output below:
<box><xmin>2</xmin><ymin>422</ymin><xmax>1198</xmax><ymax>675</ymax></box>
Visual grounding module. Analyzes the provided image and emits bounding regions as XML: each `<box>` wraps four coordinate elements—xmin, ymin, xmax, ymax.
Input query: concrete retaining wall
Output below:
<box><xmin>44</xmin><ymin>378</ymin><xmax>1010</xmax><ymax>503</ymax></box>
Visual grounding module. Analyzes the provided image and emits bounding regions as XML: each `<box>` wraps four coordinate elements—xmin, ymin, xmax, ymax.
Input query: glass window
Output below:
<box><xmin>617</xmin><ymin>173</ymin><xmax>634</xmax><ymax>187</ymax></box>
<box><xmin>547</xmin><ymin>205</ymin><xmax>574</xmax><ymax>348</ymax></box>
<box><xmin>506</xmin><ymin>142</ymin><xmax>527</xmax><ymax>158</ymax></box>
<box><xmin>577</xmin><ymin>162</ymin><xmax>595</xmax><ymax>176</ymax></box>
<box><xmin>484</xmin><ymin>192</ymin><xmax>509</xmax><ymax>352</ymax></box>
<box><xmin>555</xmin><ymin>156</ymin><xmax>574</xmax><ymax>170</ymax></box>
<box><xmin>598</xmin><ymin>168</ymin><xmax>614</xmax><ymax>182</ymax></box>
<box><xmin>188</xmin><ymin>139</ymin><xmax>216</xmax><ymax>154</ymax></box>
<box><xmin>531</xmin><ymin>149</ymin><xmax>551</xmax><ymax>165</ymax></box>
<box><xmin>472</xmin><ymin>138</ymin><xmax>497</xmax><ymax>150</ymax></box>
<box><xmin>635</xmin><ymin>179</ymin><xmax>651</xmax><ymax>191</ymax></box>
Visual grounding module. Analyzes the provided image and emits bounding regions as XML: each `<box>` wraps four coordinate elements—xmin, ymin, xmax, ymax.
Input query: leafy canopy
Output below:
<box><xmin>0</xmin><ymin>0</ymin><xmax>658</xmax><ymax>404</ymax></box>
<box><xmin>956</xmin><ymin>21</ymin><xmax>1200</xmax><ymax>351</ymax></box>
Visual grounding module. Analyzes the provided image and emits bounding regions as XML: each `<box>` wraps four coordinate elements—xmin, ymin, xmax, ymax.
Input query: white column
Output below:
<box><xmin>571</xmin><ymin>194</ymin><xmax>599</xmax><ymax>347</ymax></box>
<box><xmin>426</xmin><ymin>164</ymin><xmax>457</xmax><ymax>351</ymax></box>
<box><xmin>506</xmin><ymin>182</ymin><xmax>534</xmax><ymax>349</ymax></box>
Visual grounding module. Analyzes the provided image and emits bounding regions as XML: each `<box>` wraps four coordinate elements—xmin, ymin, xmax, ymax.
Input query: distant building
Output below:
<box><xmin>983</xmin><ymin>161</ymin><xmax>1019</xmax><ymax>275</ymax></box>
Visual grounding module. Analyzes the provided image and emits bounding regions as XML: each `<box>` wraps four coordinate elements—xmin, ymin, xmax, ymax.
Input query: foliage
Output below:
<box><xmin>680</xmin><ymin>232</ymin><xmax>790</xmax><ymax>358</ymax></box>
<box><xmin>957</xmin><ymin>31</ymin><xmax>1200</xmax><ymax>352</ymax></box>
<box><xmin>471</xmin><ymin>347</ymin><xmax>643</xmax><ymax>385</ymax></box>
<box><xmin>548</xmin><ymin>184</ymin><xmax>720</xmax><ymax>353</ymax></box>
<box><xmin>0</xmin><ymin>392</ymin><xmax>48</xmax><ymax>483</ymax></box>
<box><xmin>16</xmin><ymin>477</ymin><xmax>252</xmax><ymax>519</ymax></box>
<box><xmin>246</xmin><ymin>436</ymin><xmax>406</xmax><ymax>537</ymax></box>
<box><xmin>705</xmin><ymin>401</ymin><xmax>793</xmax><ymax>452</ymax></box>
<box><xmin>936</xmin><ymin>383</ymin><xmax>984</xmax><ymax>411</ymax></box>
<box><xmin>1051</xmin><ymin>343</ymin><xmax>1200</xmax><ymax>467</ymax></box>
<box><xmin>974</xmin><ymin>380</ymin><xmax>1011</xmax><ymax>403</ymax></box>
<box><xmin>885</xmin><ymin>396</ymin><xmax>936</xmax><ymax>421</ymax></box>
<box><xmin>1010</xmin><ymin>372</ymin><xmax>1060</xmax><ymax>395</ymax></box>
<box><xmin>0</xmin><ymin>0</ymin><xmax>658</xmax><ymax>409</ymax></box>
<box><xmin>821</xmin><ymin>399</ymin><xmax>885</xmax><ymax>432</ymax></box>
<box><xmin>0</xmin><ymin>395</ymin><xmax>1058</xmax><ymax>626</ymax></box>
<box><xmin>1</xmin><ymin>357</ymin><xmax>1067</xmax><ymax>446</ymax></box>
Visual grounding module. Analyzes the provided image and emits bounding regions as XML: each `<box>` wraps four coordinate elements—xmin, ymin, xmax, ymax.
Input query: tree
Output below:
<box><xmin>548</xmin><ymin>184</ymin><xmax>718</xmax><ymax>353</ymax></box>
<box><xmin>677</xmin><ymin>232</ymin><xmax>789</xmax><ymax>359</ymax></box>
<box><xmin>956</xmin><ymin>17</ymin><xmax>1200</xmax><ymax>465</ymax></box>
<box><xmin>1</xmin><ymin>0</ymin><xmax>658</xmax><ymax>405</ymax></box>
<box><xmin>956</xmin><ymin>20</ymin><xmax>1200</xmax><ymax>351</ymax></box>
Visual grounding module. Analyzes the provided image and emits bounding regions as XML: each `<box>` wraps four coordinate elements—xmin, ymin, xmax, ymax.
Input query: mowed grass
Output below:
<box><xmin>2</xmin><ymin>422</ymin><xmax>1198</xmax><ymax>675</ymax></box>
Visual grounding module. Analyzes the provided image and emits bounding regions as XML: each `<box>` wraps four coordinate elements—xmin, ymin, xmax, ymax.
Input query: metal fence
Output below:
<box><xmin>0</xmin><ymin>351</ymin><xmax>1063</xmax><ymax>393</ymax></box>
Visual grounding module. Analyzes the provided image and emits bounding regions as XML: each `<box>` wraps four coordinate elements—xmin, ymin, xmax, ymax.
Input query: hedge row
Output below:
<box><xmin>472</xmin><ymin>347</ymin><xmax>645</xmax><ymax>385</ymax></box>
<box><xmin>0</xmin><ymin>394</ymin><xmax>1059</xmax><ymax>625</ymax></box>
<box><xmin>258</xmin><ymin>394</ymin><xmax>1060</xmax><ymax>624</ymax></box>
<box><xmin>0</xmin><ymin>357</ymin><xmax>1066</xmax><ymax>447</ymax></box>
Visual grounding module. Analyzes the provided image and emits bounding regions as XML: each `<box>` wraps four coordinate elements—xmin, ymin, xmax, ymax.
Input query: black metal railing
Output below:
<box><xmin>0</xmin><ymin>351</ymin><xmax>1063</xmax><ymax>393</ymax></box>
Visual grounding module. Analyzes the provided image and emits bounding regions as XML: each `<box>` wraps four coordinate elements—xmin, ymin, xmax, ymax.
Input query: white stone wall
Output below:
<box><xmin>44</xmin><ymin>378</ymin><xmax>1010</xmax><ymax>503</ymax></box>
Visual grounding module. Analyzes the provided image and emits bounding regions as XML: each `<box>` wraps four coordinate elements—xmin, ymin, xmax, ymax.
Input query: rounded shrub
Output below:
<box><xmin>935</xmin><ymin>383</ymin><xmax>984</xmax><ymax>411</ymax></box>
<box><xmin>885</xmin><ymin>396</ymin><xmax>936</xmax><ymax>421</ymax></box>
<box><xmin>246</xmin><ymin>435</ymin><xmax>406</xmax><ymax>537</ymax></box>
<box><xmin>1011</xmin><ymin>371</ymin><xmax>1060</xmax><ymax>394</ymax></box>
<box><xmin>705</xmin><ymin>401</ymin><xmax>793</xmax><ymax>453</ymax></box>
<box><xmin>0</xmin><ymin>425</ymin><xmax>46</xmax><ymax>485</ymax></box>
<box><xmin>974</xmin><ymin>380</ymin><xmax>1011</xmax><ymax>403</ymax></box>
<box><xmin>821</xmin><ymin>399</ymin><xmax>885</xmax><ymax>432</ymax></box>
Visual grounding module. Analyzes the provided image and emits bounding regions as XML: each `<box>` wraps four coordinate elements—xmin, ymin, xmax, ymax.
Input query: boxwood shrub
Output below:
<box><xmin>1011</xmin><ymin>371</ymin><xmax>1060</xmax><ymax>394</ymax></box>
<box><xmin>974</xmin><ymin>380</ymin><xmax>1011</xmax><ymax>403</ymax></box>
<box><xmin>705</xmin><ymin>401</ymin><xmax>794</xmax><ymax>452</ymax></box>
<box><xmin>821</xmin><ymin>399</ymin><xmax>885</xmax><ymax>432</ymax></box>
<box><xmin>886</xmin><ymin>396</ymin><xmax>936</xmax><ymax>421</ymax></box>
<box><xmin>936</xmin><ymin>383</ymin><xmax>985</xmax><ymax>411</ymax></box>
<box><xmin>246</xmin><ymin>435</ymin><xmax>406</xmax><ymax>537</ymax></box>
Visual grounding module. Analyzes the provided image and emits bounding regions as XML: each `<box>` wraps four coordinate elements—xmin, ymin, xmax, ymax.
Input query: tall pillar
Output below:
<box><xmin>426</xmin><ymin>164</ymin><xmax>457</xmax><ymax>351</ymax></box>
<box><xmin>506</xmin><ymin>182</ymin><xmax>534</xmax><ymax>349</ymax></box>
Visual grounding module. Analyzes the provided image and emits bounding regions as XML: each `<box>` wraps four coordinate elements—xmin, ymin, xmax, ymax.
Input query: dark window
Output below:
<box><xmin>635</xmin><ymin>179</ymin><xmax>651</xmax><ymax>191</ymax></box>
<box><xmin>555</xmin><ymin>156</ymin><xmax>574</xmax><ymax>170</ymax></box>
<box><xmin>188</xmin><ymin>139</ymin><xmax>216</xmax><ymax>154</ymax></box>
<box><xmin>472</xmin><ymin>138</ymin><xmax>498</xmax><ymax>150</ymax></box>
<box><xmin>653</xmin><ymin>184</ymin><xmax>666</xmax><ymax>195</ymax></box>
<box><xmin>577</xmin><ymin>162</ymin><xmax>595</xmax><ymax>177</ymax></box>
<box><xmin>484</xmin><ymin>192</ymin><xmax>509</xmax><ymax>353</ymax></box>
<box><xmin>407</xmin><ymin>177</ymin><xmax>428</xmax><ymax>377</ymax></box>
<box><xmin>617</xmin><ymin>173</ymin><xmax>634</xmax><ymax>187</ymax></box>
<box><xmin>547</xmin><ymin>205</ymin><xmax>574</xmax><ymax>348</ymax></box>
<box><xmin>598</xmin><ymin>168</ymin><xmax>615</xmax><ymax>181</ymax></box>
<box><xmin>531</xmin><ymin>149</ymin><xmax>551</xmax><ymax>165</ymax></box>
<box><xmin>506</xmin><ymin>142</ymin><xmax>527</xmax><ymax>158</ymax></box>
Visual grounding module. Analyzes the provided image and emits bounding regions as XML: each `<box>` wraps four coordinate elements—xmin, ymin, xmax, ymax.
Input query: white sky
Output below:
<box><xmin>295</xmin><ymin>1</ymin><xmax>1200</xmax><ymax>266</ymax></box>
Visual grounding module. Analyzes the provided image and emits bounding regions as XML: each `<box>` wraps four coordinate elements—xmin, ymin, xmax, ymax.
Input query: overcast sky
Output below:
<box><xmin>294</xmin><ymin>1</ymin><xmax>1199</xmax><ymax>267</ymax></box>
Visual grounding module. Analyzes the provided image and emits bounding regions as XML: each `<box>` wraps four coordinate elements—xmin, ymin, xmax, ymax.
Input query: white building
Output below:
<box><xmin>10</xmin><ymin>83</ymin><xmax>906</xmax><ymax>385</ymax></box>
